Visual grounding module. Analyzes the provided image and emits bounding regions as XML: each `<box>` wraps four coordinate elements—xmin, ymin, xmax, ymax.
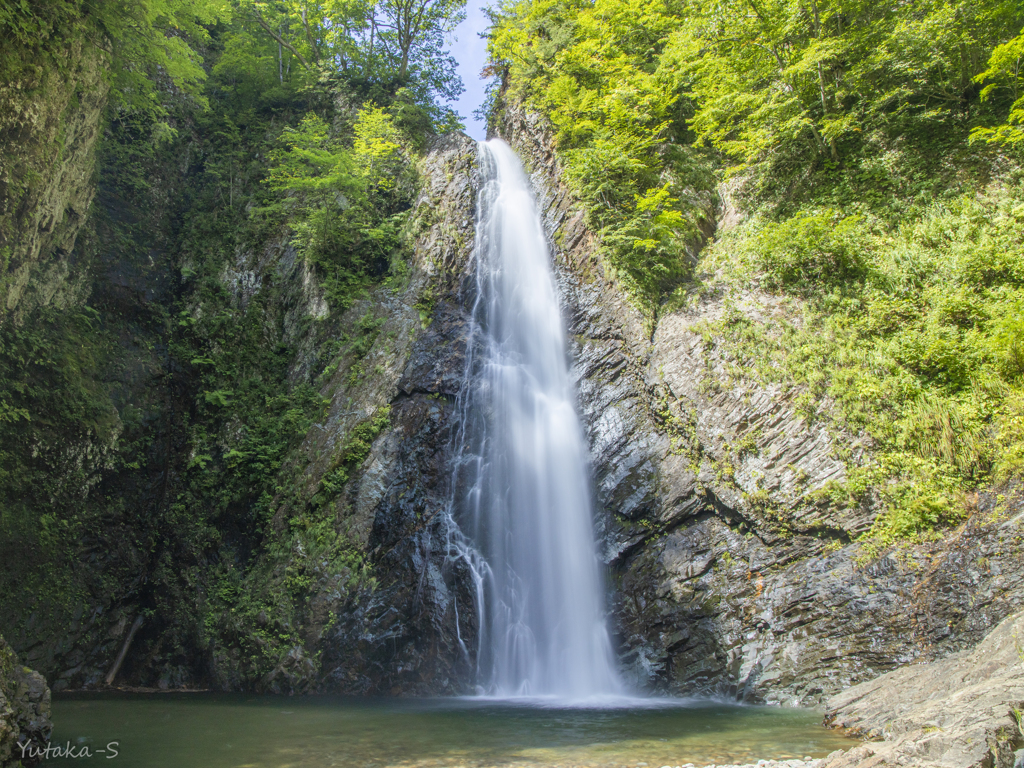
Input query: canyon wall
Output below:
<box><xmin>1</xmin><ymin>39</ymin><xmax>1021</xmax><ymax>713</ymax></box>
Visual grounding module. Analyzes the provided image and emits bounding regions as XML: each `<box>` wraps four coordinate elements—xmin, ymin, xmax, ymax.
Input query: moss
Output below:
<box><xmin>312</xmin><ymin>407</ymin><xmax>392</xmax><ymax>507</ymax></box>
<box><xmin>653</xmin><ymin>393</ymin><xmax>704</xmax><ymax>473</ymax></box>
<box><xmin>0</xmin><ymin>637</ymin><xmax>15</xmax><ymax>696</ymax></box>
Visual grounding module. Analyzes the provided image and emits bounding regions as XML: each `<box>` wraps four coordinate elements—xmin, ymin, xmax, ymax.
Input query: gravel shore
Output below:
<box><xmin>656</xmin><ymin>755</ymin><xmax>840</xmax><ymax>768</ymax></box>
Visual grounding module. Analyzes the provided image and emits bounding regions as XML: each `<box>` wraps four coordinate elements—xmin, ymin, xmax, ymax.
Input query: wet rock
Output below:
<box><xmin>260</xmin><ymin>646</ymin><xmax>318</xmax><ymax>695</ymax></box>
<box><xmin>0</xmin><ymin>636</ymin><xmax>52</xmax><ymax>767</ymax></box>
<box><xmin>299</xmin><ymin>132</ymin><xmax>482</xmax><ymax>694</ymax></box>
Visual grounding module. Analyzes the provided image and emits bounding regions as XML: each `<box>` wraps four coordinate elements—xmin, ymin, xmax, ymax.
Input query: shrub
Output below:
<box><xmin>744</xmin><ymin>210</ymin><xmax>871</xmax><ymax>293</ymax></box>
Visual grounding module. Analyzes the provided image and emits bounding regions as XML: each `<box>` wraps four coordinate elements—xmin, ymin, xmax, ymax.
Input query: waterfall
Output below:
<box><xmin>447</xmin><ymin>139</ymin><xmax>623</xmax><ymax>700</ymax></box>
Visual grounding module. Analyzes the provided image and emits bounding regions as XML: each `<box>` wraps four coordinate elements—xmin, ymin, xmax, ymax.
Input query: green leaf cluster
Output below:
<box><xmin>1</xmin><ymin>0</ymin><xmax>232</xmax><ymax>119</ymax></box>
<box><xmin>674</xmin><ymin>0</ymin><xmax>1019</xmax><ymax>165</ymax></box>
<box><xmin>259</xmin><ymin>103</ymin><xmax>415</xmax><ymax>307</ymax></box>
<box><xmin>487</xmin><ymin>0</ymin><xmax>1024</xmax><ymax>312</ymax></box>
<box><xmin>490</xmin><ymin>0</ymin><xmax>717</xmax><ymax>310</ymax></box>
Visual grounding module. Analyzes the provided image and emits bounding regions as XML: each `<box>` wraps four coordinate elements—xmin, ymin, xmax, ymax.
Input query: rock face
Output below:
<box><xmin>0</xmin><ymin>636</ymin><xmax>52</xmax><ymax>768</ymax></box>
<box><xmin>0</xmin><ymin>38</ymin><xmax>1021</xmax><ymax>716</ymax></box>
<box><xmin>497</xmin><ymin>103</ymin><xmax>1024</xmax><ymax>705</ymax></box>
<box><xmin>822</xmin><ymin>610</ymin><xmax>1024</xmax><ymax>768</ymax></box>
<box><xmin>0</xmin><ymin>37</ymin><xmax>109</xmax><ymax>316</ymax></box>
<box><xmin>214</xmin><ymin>132</ymin><xmax>484</xmax><ymax>695</ymax></box>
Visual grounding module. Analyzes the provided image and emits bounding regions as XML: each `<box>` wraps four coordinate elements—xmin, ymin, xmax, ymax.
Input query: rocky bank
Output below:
<box><xmin>821</xmin><ymin>609</ymin><xmax>1024</xmax><ymax>768</ymax></box>
<box><xmin>0</xmin><ymin>636</ymin><xmax>51</xmax><ymax>768</ymax></box>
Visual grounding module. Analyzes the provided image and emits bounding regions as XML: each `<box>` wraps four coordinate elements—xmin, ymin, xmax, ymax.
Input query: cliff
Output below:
<box><xmin>0</xmin><ymin>35</ymin><xmax>108</xmax><ymax>317</ymax></box>
<box><xmin>0</xmin><ymin>23</ymin><xmax>1022</xmax><ymax>767</ymax></box>
<box><xmin>209</xmin><ymin>132</ymin><xmax>483</xmax><ymax>695</ymax></box>
<box><xmin>497</xmin><ymin>103</ymin><xmax>1024</xmax><ymax>707</ymax></box>
<box><xmin>0</xmin><ymin>41</ymin><xmax>498</xmax><ymax>693</ymax></box>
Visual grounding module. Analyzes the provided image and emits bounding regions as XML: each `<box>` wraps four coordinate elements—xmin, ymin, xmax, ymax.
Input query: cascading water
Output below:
<box><xmin>446</xmin><ymin>139</ymin><xmax>623</xmax><ymax>700</ymax></box>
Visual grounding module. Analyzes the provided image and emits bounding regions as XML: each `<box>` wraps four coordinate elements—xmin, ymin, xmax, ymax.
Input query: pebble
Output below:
<box><xmin>659</xmin><ymin>760</ymin><xmax>824</xmax><ymax>768</ymax></box>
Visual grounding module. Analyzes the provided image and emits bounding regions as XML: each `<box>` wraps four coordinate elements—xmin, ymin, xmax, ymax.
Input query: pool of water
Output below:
<box><xmin>42</xmin><ymin>693</ymin><xmax>857</xmax><ymax>768</ymax></box>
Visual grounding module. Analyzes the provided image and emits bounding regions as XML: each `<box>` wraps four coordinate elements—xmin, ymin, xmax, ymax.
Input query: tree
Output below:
<box><xmin>236</xmin><ymin>0</ymin><xmax>372</xmax><ymax>73</ymax></box>
<box><xmin>971</xmin><ymin>31</ymin><xmax>1024</xmax><ymax>145</ymax></box>
<box><xmin>373</xmin><ymin>0</ymin><xmax>464</xmax><ymax>85</ymax></box>
<box><xmin>673</xmin><ymin>0</ymin><xmax>1021</xmax><ymax>167</ymax></box>
<box><xmin>261</xmin><ymin>106</ymin><xmax>413</xmax><ymax>305</ymax></box>
<box><xmin>0</xmin><ymin>0</ymin><xmax>232</xmax><ymax>117</ymax></box>
<box><xmin>233</xmin><ymin>0</ymin><xmax>465</xmax><ymax>109</ymax></box>
<box><xmin>487</xmin><ymin>0</ymin><xmax>712</xmax><ymax>308</ymax></box>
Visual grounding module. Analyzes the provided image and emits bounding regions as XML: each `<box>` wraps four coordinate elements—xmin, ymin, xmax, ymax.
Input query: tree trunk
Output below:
<box><xmin>253</xmin><ymin>8</ymin><xmax>312</xmax><ymax>70</ymax></box>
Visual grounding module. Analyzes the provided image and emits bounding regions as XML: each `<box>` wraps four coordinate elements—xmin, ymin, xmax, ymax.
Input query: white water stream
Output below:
<box><xmin>446</xmin><ymin>139</ymin><xmax>623</xmax><ymax>700</ymax></box>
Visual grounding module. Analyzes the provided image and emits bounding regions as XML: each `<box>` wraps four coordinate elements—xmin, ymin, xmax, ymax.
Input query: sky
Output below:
<box><xmin>449</xmin><ymin>4</ymin><xmax>492</xmax><ymax>141</ymax></box>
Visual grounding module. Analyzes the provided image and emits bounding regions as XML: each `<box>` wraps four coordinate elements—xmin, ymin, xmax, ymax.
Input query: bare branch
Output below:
<box><xmin>251</xmin><ymin>6</ymin><xmax>311</xmax><ymax>70</ymax></box>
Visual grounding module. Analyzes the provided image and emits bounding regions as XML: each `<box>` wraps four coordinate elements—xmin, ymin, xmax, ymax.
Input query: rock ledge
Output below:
<box><xmin>822</xmin><ymin>610</ymin><xmax>1024</xmax><ymax>768</ymax></box>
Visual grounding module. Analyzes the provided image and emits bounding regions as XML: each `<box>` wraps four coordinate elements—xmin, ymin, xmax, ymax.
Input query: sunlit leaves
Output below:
<box><xmin>95</xmin><ymin>0</ymin><xmax>233</xmax><ymax>115</ymax></box>
<box><xmin>488</xmin><ymin>0</ymin><xmax>712</xmax><ymax>310</ymax></box>
<box><xmin>972</xmin><ymin>31</ymin><xmax>1024</xmax><ymax>144</ymax></box>
<box><xmin>262</xmin><ymin>106</ymin><xmax>413</xmax><ymax>306</ymax></box>
<box><xmin>353</xmin><ymin>105</ymin><xmax>407</xmax><ymax>191</ymax></box>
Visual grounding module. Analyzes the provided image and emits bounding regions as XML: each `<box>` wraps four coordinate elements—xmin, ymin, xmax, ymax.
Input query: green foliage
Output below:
<box><xmin>0</xmin><ymin>638</ymin><xmax>14</xmax><ymax>684</ymax></box>
<box><xmin>489</xmin><ymin>0</ymin><xmax>718</xmax><ymax>310</ymax></box>
<box><xmin>485</xmin><ymin>0</ymin><xmax>1024</xmax><ymax>556</ymax></box>
<box><xmin>202</xmin><ymin>505</ymin><xmax>371</xmax><ymax>683</ymax></box>
<box><xmin>0</xmin><ymin>9</ymin><xmax>437</xmax><ymax>679</ymax></box>
<box><xmin>312</xmin><ymin>406</ymin><xmax>391</xmax><ymax>506</ymax></box>
<box><xmin>1012</xmin><ymin>706</ymin><xmax>1024</xmax><ymax>736</ymax></box>
<box><xmin>858</xmin><ymin>483</ymin><xmax>960</xmax><ymax>560</ymax></box>
<box><xmin>739</xmin><ymin>210</ymin><xmax>871</xmax><ymax>292</ymax></box>
<box><xmin>153</xmin><ymin>33</ymin><xmax>432</xmax><ymax>684</ymax></box>
<box><xmin>0</xmin><ymin>307</ymin><xmax>119</xmax><ymax>493</ymax></box>
<box><xmin>486</xmin><ymin>0</ymin><xmax>1023</xmax><ymax>311</ymax></box>
<box><xmin>1</xmin><ymin>0</ymin><xmax>232</xmax><ymax>120</ymax></box>
<box><xmin>972</xmin><ymin>31</ymin><xmax>1024</xmax><ymax>145</ymax></box>
<box><xmin>0</xmin><ymin>0</ymin><xmax>90</xmax><ymax>76</ymax></box>
<box><xmin>674</xmin><ymin>0</ymin><xmax>1020</xmax><ymax>166</ymax></box>
<box><xmin>96</xmin><ymin>0</ymin><xmax>231</xmax><ymax>115</ymax></box>
<box><xmin>0</xmin><ymin>302</ymin><xmax>131</xmax><ymax>641</ymax></box>
<box><xmin>699</xmin><ymin>172</ymin><xmax>1024</xmax><ymax>553</ymax></box>
<box><xmin>261</xmin><ymin>105</ymin><xmax>415</xmax><ymax>308</ymax></box>
<box><xmin>994</xmin><ymin>394</ymin><xmax>1024</xmax><ymax>481</ymax></box>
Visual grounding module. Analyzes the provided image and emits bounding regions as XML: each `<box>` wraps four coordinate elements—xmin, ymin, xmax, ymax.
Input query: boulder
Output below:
<box><xmin>823</xmin><ymin>611</ymin><xmax>1024</xmax><ymax>768</ymax></box>
<box><xmin>0</xmin><ymin>636</ymin><xmax>52</xmax><ymax>768</ymax></box>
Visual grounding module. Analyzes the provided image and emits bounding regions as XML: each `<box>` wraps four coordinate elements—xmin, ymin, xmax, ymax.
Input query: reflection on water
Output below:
<box><xmin>43</xmin><ymin>693</ymin><xmax>857</xmax><ymax>768</ymax></box>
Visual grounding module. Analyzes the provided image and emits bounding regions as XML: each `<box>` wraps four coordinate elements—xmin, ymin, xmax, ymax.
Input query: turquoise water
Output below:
<box><xmin>41</xmin><ymin>694</ymin><xmax>857</xmax><ymax>768</ymax></box>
